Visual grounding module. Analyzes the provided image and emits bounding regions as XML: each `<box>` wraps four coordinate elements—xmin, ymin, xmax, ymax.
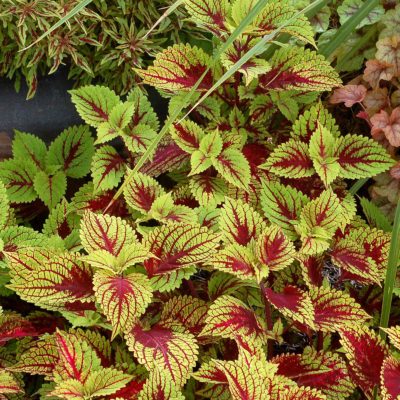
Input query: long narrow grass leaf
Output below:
<box><xmin>349</xmin><ymin>178</ymin><xmax>369</xmax><ymax>195</ymax></box>
<box><xmin>380</xmin><ymin>199</ymin><xmax>400</xmax><ymax>339</ymax></box>
<box><xmin>20</xmin><ymin>0</ymin><xmax>94</xmax><ymax>51</ymax></box>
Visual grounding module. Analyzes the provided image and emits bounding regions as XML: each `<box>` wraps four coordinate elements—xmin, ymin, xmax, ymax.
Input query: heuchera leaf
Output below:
<box><xmin>272</xmin><ymin>346</ymin><xmax>354</xmax><ymax>399</ymax></box>
<box><xmin>123</xmin><ymin>172</ymin><xmax>165</xmax><ymax>214</ymax></box>
<box><xmin>256</xmin><ymin>224</ymin><xmax>295</xmax><ymax>272</ymax></box>
<box><xmin>333</xmin><ymin>134</ymin><xmax>394</xmax><ymax>179</ymax></box>
<box><xmin>261</xmin><ymin>181</ymin><xmax>310</xmax><ymax>240</ymax></box>
<box><xmin>0</xmin><ymin>159</ymin><xmax>38</xmax><ymax>203</ymax></box>
<box><xmin>219</xmin><ymin>197</ymin><xmax>266</xmax><ymax>246</ymax></box>
<box><xmin>340</xmin><ymin>327</ymin><xmax>389</xmax><ymax>397</ymax></box>
<box><xmin>93</xmin><ymin>270</ymin><xmax>153</xmax><ymax>339</ymax></box>
<box><xmin>260</xmin><ymin>139</ymin><xmax>314</xmax><ymax>179</ymax></box>
<box><xmin>12</xmin><ymin>130</ymin><xmax>47</xmax><ymax>169</ymax></box>
<box><xmin>80</xmin><ymin>211</ymin><xmax>138</xmax><ymax>256</ymax></box>
<box><xmin>259</xmin><ymin>47</ymin><xmax>341</xmax><ymax>92</ymax></box>
<box><xmin>91</xmin><ymin>145</ymin><xmax>126</xmax><ymax>193</ymax></box>
<box><xmin>143</xmin><ymin>223</ymin><xmax>219</xmax><ymax>276</ymax></box>
<box><xmin>310</xmin><ymin>286</ymin><xmax>370</xmax><ymax>332</ymax></box>
<box><xmin>263</xmin><ymin>285</ymin><xmax>315</xmax><ymax>328</ymax></box>
<box><xmin>136</xmin><ymin>44</ymin><xmax>214</xmax><ymax>92</ymax></box>
<box><xmin>33</xmin><ymin>170</ymin><xmax>67</xmax><ymax>209</ymax></box>
<box><xmin>126</xmin><ymin>323</ymin><xmax>198</xmax><ymax>385</ymax></box>
<box><xmin>69</xmin><ymin>85</ymin><xmax>120</xmax><ymax>127</ymax></box>
<box><xmin>201</xmin><ymin>295</ymin><xmax>268</xmax><ymax>349</ymax></box>
<box><xmin>46</xmin><ymin>125</ymin><xmax>95</xmax><ymax>179</ymax></box>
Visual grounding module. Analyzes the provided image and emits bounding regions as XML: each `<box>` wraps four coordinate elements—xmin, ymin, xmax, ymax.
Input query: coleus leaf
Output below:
<box><xmin>333</xmin><ymin>134</ymin><xmax>394</xmax><ymax>179</ymax></box>
<box><xmin>126</xmin><ymin>323</ymin><xmax>198</xmax><ymax>385</ymax></box>
<box><xmin>160</xmin><ymin>295</ymin><xmax>208</xmax><ymax>337</ymax></box>
<box><xmin>0</xmin><ymin>180</ymin><xmax>10</xmax><ymax>231</ymax></box>
<box><xmin>213</xmin><ymin>148</ymin><xmax>251</xmax><ymax>190</ymax></box>
<box><xmin>91</xmin><ymin>145</ymin><xmax>126</xmax><ymax>193</ymax></box>
<box><xmin>80</xmin><ymin>211</ymin><xmax>138</xmax><ymax>256</ymax></box>
<box><xmin>309</xmin><ymin>124</ymin><xmax>340</xmax><ymax>187</ymax></box>
<box><xmin>331</xmin><ymin>238</ymin><xmax>381</xmax><ymax>284</ymax></box>
<box><xmin>150</xmin><ymin>266</ymin><xmax>197</xmax><ymax>293</ymax></box>
<box><xmin>256</xmin><ymin>224</ymin><xmax>295</xmax><ymax>272</ymax></box>
<box><xmin>381</xmin><ymin>356</ymin><xmax>400</xmax><ymax>400</ymax></box>
<box><xmin>340</xmin><ymin>327</ymin><xmax>389</xmax><ymax>397</ymax></box>
<box><xmin>209</xmin><ymin>243</ymin><xmax>258</xmax><ymax>281</ymax></box>
<box><xmin>138</xmin><ymin>370</ymin><xmax>185</xmax><ymax>400</ymax></box>
<box><xmin>0</xmin><ymin>312</ymin><xmax>40</xmax><ymax>343</ymax></box>
<box><xmin>46</xmin><ymin>125</ymin><xmax>95</xmax><ymax>179</ymax></box>
<box><xmin>185</xmin><ymin>0</ymin><xmax>230</xmax><ymax>35</ymax></box>
<box><xmin>383</xmin><ymin>326</ymin><xmax>400</xmax><ymax>351</ymax></box>
<box><xmin>231</xmin><ymin>0</ymin><xmax>315</xmax><ymax>45</ymax></box>
<box><xmin>295</xmin><ymin>189</ymin><xmax>346</xmax><ymax>255</ymax></box>
<box><xmin>93</xmin><ymin>270</ymin><xmax>152</xmax><ymax>339</ymax></box>
<box><xmin>53</xmin><ymin>330</ymin><xmax>101</xmax><ymax>383</ymax></box>
<box><xmin>123</xmin><ymin>172</ymin><xmax>165</xmax><ymax>214</ymax></box>
<box><xmin>263</xmin><ymin>285</ymin><xmax>315</xmax><ymax>328</ymax></box>
<box><xmin>261</xmin><ymin>181</ymin><xmax>310</xmax><ymax>240</ymax></box>
<box><xmin>142</xmin><ymin>223</ymin><xmax>219</xmax><ymax>276</ymax></box>
<box><xmin>259</xmin><ymin>47</ymin><xmax>341</xmax><ymax>91</ymax></box>
<box><xmin>272</xmin><ymin>346</ymin><xmax>354</xmax><ymax>399</ymax></box>
<box><xmin>136</xmin><ymin>44</ymin><xmax>214</xmax><ymax>92</ymax></box>
<box><xmin>69</xmin><ymin>85</ymin><xmax>120</xmax><ymax>127</ymax></box>
<box><xmin>260</xmin><ymin>139</ymin><xmax>314</xmax><ymax>179</ymax></box>
<box><xmin>8</xmin><ymin>252</ymin><xmax>95</xmax><ymax>311</ymax></box>
<box><xmin>189</xmin><ymin>174</ymin><xmax>227</xmax><ymax>207</ymax></box>
<box><xmin>310</xmin><ymin>286</ymin><xmax>370</xmax><ymax>332</ymax></box>
<box><xmin>0</xmin><ymin>370</ymin><xmax>22</xmax><ymax>395</ymax></box>
<box><xmin>201</xmin><ymin>295</ymin><xmax>268</xmax><ymax>349</ymax></box>
<box><xmin>126</xmin><ymin>87</ymin><xmax>159</xmax><ymax>132</ymax></box>
<box><xmin>0</xmin><ymin>159</ymin><xmax>38</xmax><ymax>203</ymax></box>
<box><xmin>122</xmin><ymin>123</ymin><xmax>158</xmax><ymax>155</ymax></box>
<box><xmin>282</xmin><ymin>386</ymin><xmax>327</xmax><ymax>400</ymax></box>
<box><xmin>10</xmin><ymin>336</ymin><xmax>59</xmax><ymax>375</ymax></box>
<box><xmin>33</xmin><ymin>170</ymin><xmax>67</xmax><ymax>209</ymax></box>
<box><xmin>170</xmin><ymin>120</ymin><xmax>205</xmax><ymax>153</ymax></box>
<box><xmin>12</xmin><ymin>130</ymin><xmax>47</xmax><ymax>169</ymax></box>
<box><xmin>219</xmin><ymin>197</ymin><xmax>266</xmax><ymax>246</ymax></box>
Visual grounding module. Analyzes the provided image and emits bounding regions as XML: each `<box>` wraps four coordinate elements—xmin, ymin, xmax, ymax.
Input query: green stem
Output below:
<box><xmin>380</xmin><ymin>198</ymin><xmax>400</xmax><ymax>339</ymax></box>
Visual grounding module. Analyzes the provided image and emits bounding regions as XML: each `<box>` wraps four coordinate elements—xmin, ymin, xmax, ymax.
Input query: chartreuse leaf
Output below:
<box><xmin>231</xmin><ymin>0</ymin><xmax>315</xmax><ymax>45</ymax></box>
<box><xmin>80</xmin><ymin>211</ymin><xmax>138</xmax><ymax>256</ymax></box>
<box><xmin>185</xmin><ymin>0</ymin><xmax>230</xmax><ymax>34</ymax></box>
<box><xmin>272</xmin><ymin>346</ymin><xmax>355</xmax><ymax>399</ymax></box>
<box><xmin>138</xmin><ymin>370</ymin><xmax>185</xmax><ymax>400</ymax></box>
<box><xmin>12</xmin><ymin>130</ymin><xmax>47</xmax><ymax>169</ymax></box>
<box><xmin>0</xmin><ymin>370</ymin><xmax>22</xmax><ymax>394</ymax></box>
<box><xmin>46</xmin><ymin>125</ymin><xmax>95</xmax><ymax>179</ymax></box>
<box><xmin>126</xmin><ymin>322</ymin><xmax>198</xmax><ymax>386</ymax></box>
<box><xmin>0</xmin><ymin>181</ymin><xmax>10</xmax><ymax>231</ymax></box>
<box><xmin>219</xmin><ymin>197</ymin><xmax>266</xmax><ymax>246</ymax></box>
<box><xmin>201</xmin><ymin>295</ymin><xmax>268</xmax><ymax>348</ymax></box>
<box><xmin>260</xmin><ymin>139</ymin><xmax>314</xmax><ymax>178</ymax></box>
<box><xmin>0</xmin><ymin>159</ymin><xmax>38</xmax><ymax>203</ymax></box>
<box><xmin>309</xmin><ymin>124</ymin><xmax>340</xmax><ymax>187</ymax></box>
<box><xmin>334</xmin><ymin>134</ymin><xmax>394</xmax><ymax>179</ymax></box>
<box><xmin>190</xmin><ymin>175</ymin><xmax>227</xmax><ymax>207</ymax></box>
<box><xmin>261</xmin><ymin>181</ymin><xmax>310</xmax><ymax>240</ymax></box>
<box><xmin>170</xmin><ymin>120</ymin><xmax>205</xmax><ymax>153</ymax></box>
<box><xmin>69</xmin><ymin>86</ymin><xmax>120</xmax><ymax>127</ymax></box>
<box><xmin>142</xmin><ymin>223</ymin><xmax>220</xmax><ymax>276</ymax></box>
<box><xmin>91</xmin><ymin>145</ymin><xmax>126</xmax><ymax>193</ymax></box>
<box><xmin>136</xmin><ymin>43</ymin><xmax>215</xmax><ymax>93</ymax></box>
<box><xmin>93</xmin><ymin>270</ymin><xmax>152</xmax><ymax>339</ymax></box>
<box><xmin>33</xmin><ymin>170</ymin><xmax>67</xmax><ymax>209</ymax></box>
<box><xmin>383</xmin><ymin>326</ymin><xmax>400</xmax><ymax>351</ymax></box>
<box><xmin>127</xmin><ymin>87</ymin><xmax>159</xmax><ymax>131</ymax></box>
<box><xmin>295</xmin><ymin>189</ymin><xmax>347</xmax><ymax>255</ymax></box>
<box><xmin>259</xmin><ymin>46</ymin><xmax>341</xmax><ymax>91</ymax></box>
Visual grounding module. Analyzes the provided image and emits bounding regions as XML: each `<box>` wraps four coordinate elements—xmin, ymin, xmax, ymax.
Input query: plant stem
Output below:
<box><xmin>380</xmin><ymin>198</ymin><xmax>400</xmax><ymax>339</ymax></box>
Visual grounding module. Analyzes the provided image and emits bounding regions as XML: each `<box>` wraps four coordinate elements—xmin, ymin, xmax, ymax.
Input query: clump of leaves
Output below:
<box><xmin>0</xmin><ymin>1</ymin><xmax>399</xmax><ymax>399</ymax></box>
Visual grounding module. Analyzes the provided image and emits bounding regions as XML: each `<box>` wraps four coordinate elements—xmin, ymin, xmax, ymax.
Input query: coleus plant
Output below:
<box><xmin>0</xmin><ymin>1</ymin><xmax>400</xmax><ymax>399</ymax></box>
